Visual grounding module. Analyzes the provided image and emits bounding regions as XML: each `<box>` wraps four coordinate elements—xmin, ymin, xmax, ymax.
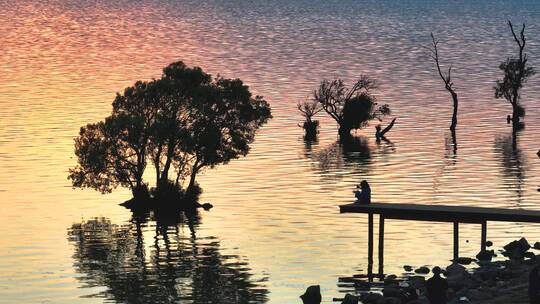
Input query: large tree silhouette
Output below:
<box><xmin>69</xmin><ymin>61</ymin><xmax>271</xmax><ymax>202</ymax></box>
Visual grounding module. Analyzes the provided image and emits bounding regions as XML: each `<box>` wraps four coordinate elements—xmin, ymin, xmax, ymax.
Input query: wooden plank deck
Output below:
<box><xmin>339</xmin><ymin>203</ymin><xmax>540</xmax><ymax>223</ymax></box>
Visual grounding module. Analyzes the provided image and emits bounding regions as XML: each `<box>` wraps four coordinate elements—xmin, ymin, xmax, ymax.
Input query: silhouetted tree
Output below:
<box><xmin>297</xmin><ymin>99</ymin><xmax>322</xmax><ymax>138</ymax></box>
<box><xmin>426</xmin><ymin>33</ymin><xmax>459</xmax><ymax>131</ymax></box>
<box><xmin>178</xmin><ymin>76</ymin><xmax>272</xmax><ymax>192</ymax></box>
<box><xmin>68</xmin><ymin>81</ymin><xmax>159</xmax><ymax>198</ymax></box>
<box><xmin>313</xmin><ymin>76</ymin><xmax>390</xmax><ymax>137</ymax></box>
<box><xmin>494</xmin><ymin>21</ymin><xmax>536</xmax><ymax>130</ymax></box>
<box><xmin>146</xmin><ymin>63</ymin><xmax>211</xmax><ymax>191</ymax></box>
<box><xmin>69</xmin><ymin>61</ymin><xmax>272</xmax><ymax>202</ymax></box>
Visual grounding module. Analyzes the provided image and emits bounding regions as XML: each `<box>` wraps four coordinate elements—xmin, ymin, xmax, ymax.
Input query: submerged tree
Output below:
<box><xmin>313</xmin><ymin>76</ymin><xmax>390</xmax><ymax>137</ymax></box>
<box><xmin>494</xmin><ymin>21</ymin><xmax>536</xmax><ymax>130</ymax></box>
<box><xmin>426</xmin><ymin>33</ymin><xmax>459</xmax><ymax>132</ymax></box>
<box><xmin>69</xmin><ymin>61</ymin><xmax>272</xmax><ymax>203</ymax></box>
<box><xmin>297</xmin><ymin>99</ymin><xmax>322</xmax><ymax>139</ymax></box>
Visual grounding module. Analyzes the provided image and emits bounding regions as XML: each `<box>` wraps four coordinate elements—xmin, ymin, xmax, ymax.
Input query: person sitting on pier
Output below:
<box><xmin>426</xmin><ymin>266</ymin><xmax>448</xmax><ymax>304</ymax></box>
<box><xmin>354</xmin><ymin>180</ymin><xmax>371</xmax><ymax>204</ymax></box>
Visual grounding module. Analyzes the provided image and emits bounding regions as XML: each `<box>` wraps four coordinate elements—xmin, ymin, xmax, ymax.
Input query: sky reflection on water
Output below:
<box><xmin>0</xmin><ymin>0</ymin><xmax>540</xmax><ymax>303</ymax></box>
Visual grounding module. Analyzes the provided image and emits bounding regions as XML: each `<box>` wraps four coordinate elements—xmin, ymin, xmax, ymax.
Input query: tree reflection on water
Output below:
<box><xmin>305</xmin><ymin>135</ymin><xmax>395</xmax><ymax>181</ymax></box>
<box><xmin>67</xmin><ymin>211</ymin><xmax>268</xmax><ymax>304</ymax></box>
<box><xmin>494</xmin><ymin>132</ymin><xmax>526</xmax><ymax>205</ymax></box>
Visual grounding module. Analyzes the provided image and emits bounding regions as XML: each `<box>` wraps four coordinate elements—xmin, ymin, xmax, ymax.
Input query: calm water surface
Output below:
<box><xmin>1</xmin><ymin>1</ymin><xmax>540</xmax><ymax>303</ymax></box>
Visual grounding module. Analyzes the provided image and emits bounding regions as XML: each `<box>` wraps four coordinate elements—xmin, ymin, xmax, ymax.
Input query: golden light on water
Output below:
<box><xmin>1</xmin><ymin>1</ymin><xmax>540</xmax><ymax>303</ymax></box>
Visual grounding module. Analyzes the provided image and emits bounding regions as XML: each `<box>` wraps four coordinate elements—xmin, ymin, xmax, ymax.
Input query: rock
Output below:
<box><xmin>503</xmin><ymin>238</ymin><xmax>531</xmax><ymax>260</ymax></box>
<box><xmin>467</xmin><ymin>288</ymin><xmax>493</xmax><ymax>301</ymax></box>
<box><xmin>361</xmin><ymin>292</ymin><xmax>383</xmax><ymax>304</ymax></box>
<box><xmin>199</xmin><ymin>202</ymin><xmax>213</xmax><ymax>210</ymax></box>
<box><xmin>475</xmin><ymin>268</ymin><xmax>499</xmax><ymax>282</ymax></box>
<box><xmin>525</xmin><ymin>252</ymin><xmax>536</xmax><ymax>259</ymax></box>
<box><xmin>407</xmin><ymin>276</ymin><xmax>426</xmax><ymax>289</ymax></box>
<box><xmin>504</xmin><ymin>237</ymin><xmax>531</xmax><ymax>251</ymax></box>
<box><xmin>447</xmin><ymin>288</ymin><xmax>456</xmax><ymax>300</ymax></box>
<box><xmin>353</xmin><ymin>281</ymin><xmax>371</xmax><ymax>291</ymax></box>
<box><xmin>476</xmin><ymin>250</ymin><xmax>495</xmax><ymax>262</ymax></box>
<box><xmin>341</xmin><ymin>294</ymin><xmax>359</xmax><ymax>304</ymax></box>
<box><xmin>376</xmin><ymin>297</ymin><xmax>400</xmax><ymax>304</ymax></box>
<box><xmin>448</xmin><ymin>273</ymin><xmax>474</xmax><ymax>290</ymax></box>
<box><xmin>415</xmin><ymin>266</ymin><xmax>430</xmax><ymax>274</ymax></box>
<box><xmin>446</xmin><ymin>263</ymin><xmax>467</xmax><ymax>275</ymax></box>
<box><xmin>300</xmin><ymin>285</ymin><xmax>321</xmax><ymax>304</ymax></box>
<box><xmin>384</xmin><ymin>275</ymin><xmax>398</xmax><ymax>286</ymax></box>
<box><xmin>456</xmin><ymin>296</ymin><xmax>471</xmax><ymax>303</ymax></box>
<box><xmin>534</xmin><ymin>242</ymin><xmax>540</xmax><ymax>250</ymax></box>
<box><xmin>382</xmin><ymin>286</ymin><xmax>401</xmax><ymax>298</ymax></box>
<box><xmin>403</xmin><ymin>265</ymin><xmax>413</xmax><ymax>272</ymax></box>
<box><xmin>455</xmin><ymin>257</ymin><xmax>475</xmax><ymax>265</ymax></box>
<box><xmin>446</xmin><ymin>264</ymin><xmax>474</xmax><ymax>291</ymax></box>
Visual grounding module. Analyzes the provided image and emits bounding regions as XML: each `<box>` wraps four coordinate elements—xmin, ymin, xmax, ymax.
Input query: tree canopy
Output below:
<box><xmin>313</xmin><ymin>76</ymin><xmax>390</xmax><ymax>137</ymax></box>
<box><xmin>69</xmin><ymin>61</ymin><xmax>272</xmax><ymax>202</ymax></box>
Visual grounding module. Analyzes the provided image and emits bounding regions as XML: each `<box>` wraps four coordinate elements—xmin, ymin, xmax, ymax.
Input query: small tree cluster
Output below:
<box><xmin>313</xmin><ymin>76</ymin><xmax>390</xmax><ymax>137</ymax></box>
<box><xmin>69</xmin><ymin>62</ymin><xmax>272</xmax><ymax>202</ymax></box>
<box><xmin>494</xmin><ymin>21</ymin><xmax>536</xmax><ymax>130</ymax></box>
<box><xmin>297</xmin><ymin>100</ymin><xmax>322</xmax><ymax>138</ymax></box>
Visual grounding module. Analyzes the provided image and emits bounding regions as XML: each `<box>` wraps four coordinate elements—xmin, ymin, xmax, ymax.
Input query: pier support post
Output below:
<box><xmin>368</xmin><ymin>213</ymin><xmax>373</xmax><ymax>281</ymax></box>
<box><xmin>379</xmin><ymin>215</ymin><xmax>385</xmax><ymax>279</ymax></box>
<box><xmin>481</xmin><ymin>221</ymin><xmax>487</xmax><ymax>252</ymax></box>
<box><xmin>453</xmin><ymin>222</ymin><xmax>459</xmax><ymax>262</ymax></box>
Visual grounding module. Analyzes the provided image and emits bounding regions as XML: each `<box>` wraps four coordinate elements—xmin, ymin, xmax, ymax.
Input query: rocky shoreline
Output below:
<box><xmin>302</xmin><ymin>238</ymin><xmax>539</xmax><ymax>304</ymax></box>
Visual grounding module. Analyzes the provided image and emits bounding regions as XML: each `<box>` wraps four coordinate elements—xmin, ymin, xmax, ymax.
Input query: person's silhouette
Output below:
<box><xmin>354</xmin><ymin>180</ymin><xmax>371</xmax><ymax>204</ymax></box>
<box><xmin>426</xmin><ymin>266</ymin><xmax>448</xmax><ymax>304</ymax></box>
<box><xmin>529</xmin><ymin>265</ymin><xmax>540</xmax><ymax>304</ymax></box>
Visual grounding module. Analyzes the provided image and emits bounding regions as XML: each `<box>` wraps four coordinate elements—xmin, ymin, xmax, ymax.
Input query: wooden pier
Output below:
<box><xmin>339</xmin><ymin>203</ymin><xmax>540</xmax><ymax>279</ymax></box>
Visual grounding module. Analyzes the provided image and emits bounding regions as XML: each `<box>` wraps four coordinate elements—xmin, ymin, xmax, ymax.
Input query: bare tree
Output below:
<box><xmin>297</xmin><ymin>100</ymin><xmax>323</xmax><ymax>138</ymax></box>
<box><xmin>314</xmin><ymin>76</ymin><xmax>390</xmax><ymax>137</ymax></box>
<box><xmin>297</xmin><ymin>99</ymin><xmax>322</xmax><ymax>124</ymax></box>
<box><xmin>426</xmin><ymin>33</ymin><xmax>459</xmax><ymax>132</ymax></box>
<box><xmin>494</xmin><ymin>21</ymin><xmax>536</xmax><ymax>130</ymax></box>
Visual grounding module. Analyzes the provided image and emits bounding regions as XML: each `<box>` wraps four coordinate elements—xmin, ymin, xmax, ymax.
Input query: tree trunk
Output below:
<box><xmin>154</xmin><ymin>146</ymin><xmax>162</xmax><ymax>186</ymax></box>
<box><xmin>450</xmin><ymin>91</ymin><xmax>458</xmax><ymax>131</ymax></box>
<box><xmin>187</xmin><ymin>159</ymin><xmax>201</xmax><ymax>191</ymax></box>
<box><xmin>511</xmin><ymin>102</ymin><xmax>520</xmax><ymax>131</ymax></box>
<box><xmin>134</xmin><ymin>151</ymin><xmax>145</xmax><ymax>195</ymax></box>
<box><xmin>188</xmin><ymin>167</ymin><xmax>198</xmax><ymax>190</ymax></box>
<box><xmin>376</xmin><ymin>118</ymin><xmax>396</xmax><ymax>139</ymax></box>
<box><xmin>159</xmin><ymin>138</ymin><xmax>175</xmax><ymax>185</ymax></box>
<box><xmin>338</xmin><ymin>125</ymin><xmax>350</xmax><ymax>138</ymax></box>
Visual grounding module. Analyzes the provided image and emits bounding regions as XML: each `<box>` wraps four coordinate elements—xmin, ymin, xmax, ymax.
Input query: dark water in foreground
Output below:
<box><xmin>1</xmin><ymin>0</ymin><xmax>540</xmax><ymax>303</ymax></box>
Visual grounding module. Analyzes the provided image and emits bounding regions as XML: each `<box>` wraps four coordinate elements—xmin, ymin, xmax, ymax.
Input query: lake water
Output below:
<box><xmin>1</xmin><ymin>0</ymin><xmax>540</xmax><ymax>303</ymax></box>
